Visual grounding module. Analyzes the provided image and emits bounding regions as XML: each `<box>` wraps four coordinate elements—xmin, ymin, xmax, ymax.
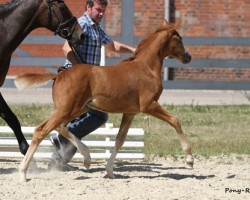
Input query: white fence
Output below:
<box><xmin>0</xmin><ymin>123</ymin><xmax>144</xmax><ymax>160</ymax></box>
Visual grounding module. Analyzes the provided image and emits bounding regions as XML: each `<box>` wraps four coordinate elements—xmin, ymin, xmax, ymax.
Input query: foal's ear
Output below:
<box><xmin>174</xmin><ymin>20</ymin><xmax>181</xmax><ymax>29</ymax></box>
<box><xmin>162</xmin><ymin>19</ymin><xmax>170</xmax><ymax>26</ymax></box>
<box><xmin>162</xmin><ymin>19</ymin><xmax>181</xmax><ymax>29</ymax></box>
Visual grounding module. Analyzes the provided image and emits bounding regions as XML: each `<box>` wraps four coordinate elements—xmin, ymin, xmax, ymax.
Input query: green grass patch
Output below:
<box><xmin>0</xmin><ymin>104</ymin><xmax>249</xmax><ymax>157</ymax></box>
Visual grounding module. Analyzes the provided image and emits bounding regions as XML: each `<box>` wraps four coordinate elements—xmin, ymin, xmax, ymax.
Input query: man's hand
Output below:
<box><xmin>57</xmin><ymin>66</ymin><xmax>67</xmax><ymax>73</ymax></box>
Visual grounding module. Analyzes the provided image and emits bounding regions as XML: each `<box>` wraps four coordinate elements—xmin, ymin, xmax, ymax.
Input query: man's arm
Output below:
<box><xmin>62</xmin><ymin>41</ymin><xmax>80</xmax><ymax>65</ymax></box>
<box><xmin>105</xmin><ymin>40</ymin><xmax>136</xmax><ymax>53</ymax></box>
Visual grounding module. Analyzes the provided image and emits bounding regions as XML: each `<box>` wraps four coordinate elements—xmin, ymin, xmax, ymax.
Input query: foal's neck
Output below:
<box><xmin>135</xmin><ymin>31</ymin><xmax>169</xmax><ymax>76</ymax></box>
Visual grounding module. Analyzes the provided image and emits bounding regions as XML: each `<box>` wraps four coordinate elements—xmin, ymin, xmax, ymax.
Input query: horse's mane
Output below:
<box><xmin>123</xmin><ymin>21</ymin><xmax>179</xmax><ymax>62</ymax></box>
<box><xmin>0</xmin><ymin>0</ymin><xmax>23</xmax><ymax>16</ymax></box>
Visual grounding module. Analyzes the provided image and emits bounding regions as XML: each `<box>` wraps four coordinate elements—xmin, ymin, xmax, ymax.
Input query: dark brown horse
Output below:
<box><xmin>15</xmin><ymin>20</ymin><xmax>194</xmax><ymax>181</ymax></box>
<box><xmin>0</xmin><ymin>0</ymin><xmax>83</xmax><ymax>156</ymax></box>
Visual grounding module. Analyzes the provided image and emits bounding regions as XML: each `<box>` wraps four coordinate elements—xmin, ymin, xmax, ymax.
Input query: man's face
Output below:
<box><xmin>87</xmin><ymin>2</ymin><xmax>107</xmax><ymax>24</ymax></box>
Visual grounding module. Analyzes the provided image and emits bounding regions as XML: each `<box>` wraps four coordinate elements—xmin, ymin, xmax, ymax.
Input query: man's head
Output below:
<box><xmin>86</xmin><ymin>0</ymin><xmax>108</xmax><ymax>24</ymax></box>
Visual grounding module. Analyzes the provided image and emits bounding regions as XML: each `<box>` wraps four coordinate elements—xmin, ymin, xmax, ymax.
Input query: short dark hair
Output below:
<box><xmin>86</xmin><ymin>0</ymin><xmax>108</xmax><ymax>8</ymax></box>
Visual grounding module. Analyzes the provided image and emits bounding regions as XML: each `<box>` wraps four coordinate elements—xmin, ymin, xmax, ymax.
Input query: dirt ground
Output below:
<box><xmin>0</xmin><ymin>155</ymin><xmax>249</xmax><ymax>200</ymax></box>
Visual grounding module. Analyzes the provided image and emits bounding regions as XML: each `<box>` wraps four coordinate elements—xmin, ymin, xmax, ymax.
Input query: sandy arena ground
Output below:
<box><xmin>0</xmin><ymin>155</ymin><xmax>249</xmax><ymax>200</ymax></box>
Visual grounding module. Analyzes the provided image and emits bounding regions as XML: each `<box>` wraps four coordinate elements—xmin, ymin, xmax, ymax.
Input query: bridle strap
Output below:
<box><xmin>46</xmin><ymin>0</ymin><xmax>76</xmax><ymax>40</ymax></box>
<box><xmin>47</xmin><ymin>0</ymin><xmax>52</xmax><ymax>28</ymax></box>
<box><xmin>47</xmin><ymin>0</ymin><xmax>63</xmax><ymax>29</ymax></box>
<box><xmin>46</xmin><ymin>0</ymin><xmax>85</xmax><ymax>64</ymax></box>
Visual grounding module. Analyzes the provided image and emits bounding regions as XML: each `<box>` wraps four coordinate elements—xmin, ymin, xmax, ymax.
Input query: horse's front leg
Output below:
<box><xmin>0</xmin><ymin>92</ymin><xmax>29</xmax><ymax>155</ymax></box>
<box><xmin>144</xmin><ymin>101</ymin><xmax>194</xmax><ymax>167</ymax></box>
<box><xmin>19</xmin><ymin>140</ymin><xmax>38</xmax><ymax>182</ymax></box>
<box><xmin>56</xmin><ymin>125</ymin><xmax>91</xmax><ymax>169</ymax></box>
<box><xmin>106</xmin><ymin>113</ymin><xmax>135</xmax><ymax>179</ymax></box>
<box><xmin>19</xmin><ymin>120</ymin><xmax>49</xmax><ymax>182</ymax></box>
<box><xmin>0</xmin><ymin>59</ymin><xmax>28</xmax><ymax>154</ymax></box>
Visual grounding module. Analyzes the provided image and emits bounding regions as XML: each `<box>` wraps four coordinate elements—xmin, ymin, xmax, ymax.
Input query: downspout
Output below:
<box><xmin>163</xmin><ymin>0</ymin><xmax>170</xmax><ymax>81</ymax></box>
<box><xmin>101</xmin><ymin>44</ymin><xmax>105</xmax><ymax>66</ymax></box>
<box><xmin>165</xmin><ymin>0</ymin><xmax>170</xmax><ymax>22</ymax></box>
<box><xmin>100</xmin><ymin>18</ymin><xmax>105</xmax><ymax>66</ymax></box>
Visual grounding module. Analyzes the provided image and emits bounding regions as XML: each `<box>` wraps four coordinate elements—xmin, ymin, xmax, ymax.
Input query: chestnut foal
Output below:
<box><xmin>15</xmin><ymin>20</ymin><xmax>193</xmax><ymax>181</ymax></box>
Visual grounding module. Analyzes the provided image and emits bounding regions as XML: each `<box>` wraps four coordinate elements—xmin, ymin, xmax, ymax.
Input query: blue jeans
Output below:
<box><xmin>51</xmin><ymin>109</ymin><xmax>108</xmax><ymax>163</ymax></box>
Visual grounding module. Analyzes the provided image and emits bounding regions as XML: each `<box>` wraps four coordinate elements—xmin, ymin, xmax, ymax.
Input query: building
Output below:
<box><xmin>1</xmin><ymin>0</ymin><xmax>250</xmax><ymax>89</ymax></box>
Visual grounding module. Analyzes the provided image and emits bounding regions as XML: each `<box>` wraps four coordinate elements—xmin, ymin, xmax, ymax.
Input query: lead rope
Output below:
<box><xmin>58</xmin><ymin>42</ymin><xmax>85</xmax><ymax>73</ymax></box>
<box><xmin>68</xmin><ymin>41</ymin><xmax>85</xmax><ymax>64</ymax></box>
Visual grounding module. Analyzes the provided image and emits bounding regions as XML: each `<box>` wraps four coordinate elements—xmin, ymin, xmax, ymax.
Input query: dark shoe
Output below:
<box><xmin>50</xmin><ymin>133</ymin><xmax>61</xmax><ymax>151</ymax></box>
<box><xmin>47</xmin><ymin>158</ymin><xmax>79</xmax><ymax>172</ymax></box>
<box><xmin>50</xmin><ymin>133</ymin><xmax>78</xmax><ymax>163</ymax></box>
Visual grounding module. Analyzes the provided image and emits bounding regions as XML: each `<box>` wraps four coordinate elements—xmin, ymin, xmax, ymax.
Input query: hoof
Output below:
<box><xmin>84</xmin><ymin>159</ymin><xmax>91</xmax><ymax>169</ymax></box>
<box><xmin>19</xmin><ymin>169</ymin><xmax>27</xmax><ymax>182</ymax></box>
<box><xmin>19</xmin><ymin>141</ymin><xmax>29</xmax><ymax>155</ymax></box>
<box><xmin>83</xmin><ymin>153</ymin><xmax>91</xmax><ymax>169</ymax></box>
<box><xmin>186</xmin><ymin>161</ymin><xmax>194</xmax><ymax>168</ymax></box>
<box><xmin>20</xmin><ymin>176</ymin><xmax>27</xmax><ymax>183</ymax></box>
<box><xmin>104</xmin><ymin>173</ymin><xmax>116</xmax><ymax>179</ymax></box>
<box><xmin>105</xmin><ymin>165</ymin><xmax>116</xmax><ymax>179</ymax></box>
<box><xmin>186</xmin><ymin>155</ymin><xmax>194</xmax><ymax>168</ymax></box>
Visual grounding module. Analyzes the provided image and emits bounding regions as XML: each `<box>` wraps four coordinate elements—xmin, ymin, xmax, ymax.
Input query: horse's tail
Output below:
<box><xmin>14</xmin><ymin>73</ymin><xmax>57</xmax><ymax>90</ymax></box>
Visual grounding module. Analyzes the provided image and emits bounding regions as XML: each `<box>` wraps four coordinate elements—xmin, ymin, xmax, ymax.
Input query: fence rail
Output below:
<box><xmin>0</xmin><ymin>123</ymin><xmax>144</xmax><ymax>160</ymax></box>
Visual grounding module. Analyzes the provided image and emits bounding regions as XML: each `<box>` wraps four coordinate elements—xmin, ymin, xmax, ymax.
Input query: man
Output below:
<box><xmin>48</xmin><ymin>0</ymin><xmax>135</xmax><ymax>170</ymax></box>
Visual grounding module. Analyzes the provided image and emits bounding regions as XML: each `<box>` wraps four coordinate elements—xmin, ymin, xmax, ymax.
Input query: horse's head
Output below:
<box><xmin>38</xmin><ymin>0</ymin><xmax>83</xmax><ymax>45</ymax></box>
<box><xmin>163</xmin><ymin>20</ymin><xmax>191</xmax><ymax>64</ymax></box>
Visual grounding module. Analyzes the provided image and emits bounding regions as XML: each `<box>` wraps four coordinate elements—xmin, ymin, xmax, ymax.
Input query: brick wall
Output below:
<box><xmin>134</xmin><ymin>0</ymin><xmax>165</xmax><ymax>36</ymax></box>
<box><xmin>1</xmin><ymin>0</ymin><xmax>250</xmax><ymax>82</ymax></box>
<box><xmin>173</xmin><ymin>0</ymin><xmax>250</xmax><ymax>37</ymax></box>
<box><xmin>169</xmin><ymin>0</ymin><xmax>250</xmax><ymax>81</ymax></box>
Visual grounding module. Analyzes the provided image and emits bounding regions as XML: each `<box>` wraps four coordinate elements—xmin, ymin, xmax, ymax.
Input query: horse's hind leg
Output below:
<box><xmin>145</xmin><ymin>101</ymin><xmax>194</xmax><ymax>167</ymax></box>
<box><xmin>0</xmin><ymin>93</ymin><xmax>29</xmax><ymax>155</ymax></box>
<box><xmin>106</xmin><ymin>113</ymin><xmax>135</xmax><ymax>179</ymax></box>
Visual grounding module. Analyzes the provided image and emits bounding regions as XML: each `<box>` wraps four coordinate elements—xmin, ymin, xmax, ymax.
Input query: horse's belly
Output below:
<box><xmin>88</xmin><ymin>97</ymin><xmax>140</xmax><ymax>113</ymax></box>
